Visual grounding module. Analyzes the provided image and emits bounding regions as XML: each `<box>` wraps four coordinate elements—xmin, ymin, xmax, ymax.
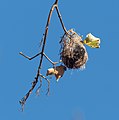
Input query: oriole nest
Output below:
<box><xmin>60</xmin><ymin>29</ymin><xmax>88</xmax><ymax>69</ymax></box>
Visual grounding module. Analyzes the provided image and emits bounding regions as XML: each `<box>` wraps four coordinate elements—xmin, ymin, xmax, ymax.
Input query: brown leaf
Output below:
<box><xmin>46</xmin><ymin>65</ymin><xmax>66</xmax><ymax>81</ymax></box>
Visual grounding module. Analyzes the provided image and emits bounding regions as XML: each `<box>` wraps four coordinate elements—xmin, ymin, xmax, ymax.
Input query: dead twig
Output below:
<box><xmin>19</xmin><ymin>52</ymin><xmax>41</xmax><ymax>60</ymax></box>
<box><xmin>19</xmin><ymin>51</ymin><xmax>61</xmax><ymax>65</ymax></box>
<box><xmin>36</xmin><ymin>77</ymin><xmax>42</xmax><ymax>96</ymax></box>
<box><xmin>39</xmin><ymin>73</ymin><xmax>50</xmax><ymax>96</ymax></box>
<box><xmin>55</xmin><ymin>6</ymin><xmax>68</xmax><ymax>35</ymax></box>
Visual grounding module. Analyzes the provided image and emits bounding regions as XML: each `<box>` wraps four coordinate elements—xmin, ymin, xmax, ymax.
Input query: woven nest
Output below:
<box><xmin>60</xmin><ymin>29</ymin><xmax>88</xmax><ymax>69</ymax></box>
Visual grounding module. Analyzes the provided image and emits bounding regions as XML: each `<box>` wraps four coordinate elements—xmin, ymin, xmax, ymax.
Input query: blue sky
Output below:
<box><xmin>0</xmin><ymin>0</ymin><xmax>119</xmax><ymax>120</ymax></box>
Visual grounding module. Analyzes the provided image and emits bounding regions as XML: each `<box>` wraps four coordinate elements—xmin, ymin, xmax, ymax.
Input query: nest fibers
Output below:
<box><xmin>60</xmin><ymin>29</ymin><xmax>88</xmax><ymax>69</ymax></box>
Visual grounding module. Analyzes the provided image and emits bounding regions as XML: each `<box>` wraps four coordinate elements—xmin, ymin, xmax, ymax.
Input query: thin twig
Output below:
<box><xmin>39</xmin><ymin>73</ymin><xmax>50</xmax><ymax>96</ymax></box>
<box><xmin>19</xmin><ymin>51</ymin><xmax>61</xmax><ymax>66</ymax></box>
<box><xmin>19</xmin><ymin>52</ymin><xmax>41</xmax><ymax>60</ymax></box>
<box><xmin>43</xmin><ymin>53</ymin><xmax>55</xmax><ymax>65</ymax></box>
<box><xmin>43</xmin><ymin>53</ymin><xmax>61</xmax><ymax>65</ymax></box>
<box><xmin>36</xmin><ymin>77</ymin><xmax>42</xmax><ymax>96</ymax></box>
<box><xmin>55</xmin><ymin>6</ymin><xmax>68</xmax><ymax>34</ymax></box>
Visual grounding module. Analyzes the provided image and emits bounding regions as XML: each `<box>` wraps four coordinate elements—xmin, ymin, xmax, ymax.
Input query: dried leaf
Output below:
<box><xmin>46</xmin><ymin>68</ymin><xmax>56</xmax><ymax>76</ymax></box>
<box><xmin>46</xmin><ymin>65</ymin><xmax>66</xmax><ymax>81</ymax></box>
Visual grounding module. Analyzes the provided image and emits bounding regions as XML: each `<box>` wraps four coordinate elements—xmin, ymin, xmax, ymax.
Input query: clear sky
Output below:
<box><xmin>0</xmin><ymin>0</ymin><xmax>119</xmax><ymax>120</ymax></box>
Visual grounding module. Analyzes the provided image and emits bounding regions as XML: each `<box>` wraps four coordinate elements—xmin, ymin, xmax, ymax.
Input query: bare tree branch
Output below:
<box><xmin>19</xmin><ymin>0</ymin><xmax>68</xmax><ymax>110</ymax></box>
<box><xmin>19</xmin><ymin>0</ymin><xmax>59</xmax><ymax>110</ymax></box>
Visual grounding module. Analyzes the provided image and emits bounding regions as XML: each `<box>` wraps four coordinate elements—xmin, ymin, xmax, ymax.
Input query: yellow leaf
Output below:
<box><xmin>83</xmin><ymin>33</ymin><xmax>100</xmax><ymax>48</ymax></box>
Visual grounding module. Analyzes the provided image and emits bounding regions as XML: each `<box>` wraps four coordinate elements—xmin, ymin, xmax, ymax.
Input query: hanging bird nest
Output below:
<box><xmin>60</xmin><ymin>29</ymin><xmax>88</xmax><ymax>69</ymax></box>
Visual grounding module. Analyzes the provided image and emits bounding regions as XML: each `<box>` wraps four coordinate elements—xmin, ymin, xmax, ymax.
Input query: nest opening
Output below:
<box><xmin>60</xmin><ymin>29</ymin><xmax>88</xmax><ymax>69</ymax></box>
